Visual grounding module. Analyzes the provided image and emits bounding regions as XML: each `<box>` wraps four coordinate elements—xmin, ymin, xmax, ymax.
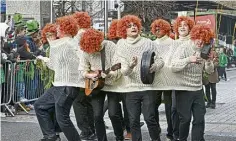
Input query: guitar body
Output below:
<box><xmin>85</xmin><ymin>78</ymin><xmax>105</xmax><ymax>96</ymax></box>
<box><xmin>84</xmin><ymin>63</ymin><xmax>121</xmax><ymax>96</ymax></box>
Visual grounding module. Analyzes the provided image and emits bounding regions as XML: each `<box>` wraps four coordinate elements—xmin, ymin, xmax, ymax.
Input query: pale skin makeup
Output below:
<box><xmin>155</xmin><ymin>27</ymin><xmax>166</xmax><ymax>38</ymax></box>
<box><xmin>126</xmin><ymin>22</ymin><xmax>139</xmax><ymax>38</ymax></box>
<box><xmin>126</xmin><ymin>22</ymin><xmax>139</xmax><ymax>68</ymax></box>
<box><xmin>178</xmin><ymin>21</ymin><xmax>190</xmax><ymax>37</ymax></box>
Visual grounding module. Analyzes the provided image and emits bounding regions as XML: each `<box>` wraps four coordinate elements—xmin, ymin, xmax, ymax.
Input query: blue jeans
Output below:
<box><xmin>16</xmin><ymin>82</ymin><xmax>25</xmax><ymax>98</ymax></box>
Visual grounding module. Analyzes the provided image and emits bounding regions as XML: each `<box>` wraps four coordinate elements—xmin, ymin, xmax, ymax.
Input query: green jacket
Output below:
<box><xmin>219</xmin><ymin>53</ymin><xmax>228</xmax><ymax>67</ymax></box>
<box><xmin>1</xmin><ymin>68</ymin><xmax>5</xmax><ymax>84</ymax></box>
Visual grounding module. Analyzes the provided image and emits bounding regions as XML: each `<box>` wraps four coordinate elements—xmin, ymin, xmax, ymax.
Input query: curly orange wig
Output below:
<box><xmin>117</xmin><ymin>15</ymin><xmax>142</xmax><ymax>39</ymax></box>
<box><xmin>72</xmin><ymin>12</ymin><xmax>91</xmax><ymax>29</ymax></box>
<box><xmin>173</xmin><ymin>16</ymin><xmax>194</xmax><ymax>37</ymax></box>
<box><xmin>56</xmin><ymin>16</ymin><xmax>78</xmax><ymax>37</ymax></box>
<box><xmin>80</xmin><ymin>28</ymin><xmax>104</xmax><ymax>54</ymax></box>
<box><xmin>41</xmin><ymin>23</ymin><xmax>57</xmax><ymax>44</ymax></box>
<box><xmin>190</xmin><ymin>24</ymin><xmax>215</xmax><ymax>44</ymax></box>
<box><xmin>151</xmin><ymin>19</ymin><xmax>171</xmax><ymax>35</ymax></box>
<box><xmin>107</xmin><ymin>19</ymin><xmax>120</xmax><ymax>40</ymax></box>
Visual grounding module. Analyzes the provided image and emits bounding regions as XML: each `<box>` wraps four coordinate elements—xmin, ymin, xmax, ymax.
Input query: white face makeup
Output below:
<box><xmin>126</xmin><ymin>22</ymin><xmax>139</xmax><ymax>38</ymax></box>
<box><xmin>178</xmin><ymin>21</ymin><xmax>190</xmax><ymax>37</ymax></box>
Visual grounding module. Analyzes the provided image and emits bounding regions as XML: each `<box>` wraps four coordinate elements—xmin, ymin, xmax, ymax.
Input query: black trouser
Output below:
<box><xmin>126</xmin><ymin>91</ymin><xmax>161</xmax><ymax>141</ymax></box>
<box><xmin>175</xmin><ymin>90</ymin><xmax>206</xmax><ymax>141</ymax></box>
<box><xmin>156</xmin><ymin>90</ymin><xmax>173</xmax><ymax>139</ymax></box>
<box><xmin>205</xmin><ymin>83</ymin><xmax>216</xmax><ymax>104</ymax></box>
<box><xmin>73</xmin><ymin>89</ymin><xmax>95</xmax><ymax>136</ymax></box>
<box><xmin>120</xmin><ymin>94</ymin><xmax>131</xmax><ymax>132</ymax></box>
<box><xmin>34</xmin><ymin>86</ymin><xmax>81</xmax><ymax>141</ymax></box>
<box><xmin>103</xmin><ymin>94</ymin><xmax>130</xmax><ymax>132</ymax></box>
<box><xmin>219</xmin><ymin>67</ymin><xmax>227</xmax><ymax>79</ymax></box>
<box><xmin>172</xmin><ymin>91</ymin><xmax>180</xmax><ymax>140</ymax></box>
<box><xmin>91</xmin><ymin>91</ymin><xmax>124</xmax><ymax>141</ymax></box>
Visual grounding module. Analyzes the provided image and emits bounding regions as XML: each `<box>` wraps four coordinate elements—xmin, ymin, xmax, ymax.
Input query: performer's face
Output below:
<box><xmin>178</xmin><ymin>21</ymin><xmax>189</xmax><ymax>37</ymax></box>
<box><xmin>126</xmin><ymin>22</ymin><xmax>139</xmax><ymax>38</ymax></box>
<box><xmin>56</xmin><ymin>26</ymin><xmax>64</xmax><ymax>38</ymax></box>
<box><xmin>155</xmin><ymin>27</ymin><xmax>166</xmax><ymax>38</ymax></box>
<box><xmin>46</xmin><ymin>33</ymin><xmax>57</xmax><ymax>41</ymax></box>
<box><xmin>193</xmin><ymin>39</ymin><xmax>204</xmax><ymax>48</ymax></box>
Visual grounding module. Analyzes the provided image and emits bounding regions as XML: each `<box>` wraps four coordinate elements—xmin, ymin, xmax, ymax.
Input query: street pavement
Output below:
<box><xmin>1</xmin><ymin>69</ymin><xmax>236</xmax><ymax>141</ymax></box>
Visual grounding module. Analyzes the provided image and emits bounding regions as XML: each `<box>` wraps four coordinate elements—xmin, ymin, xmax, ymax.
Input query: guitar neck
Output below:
<box><xmin>103</xmin><ymin>68</ymin><xmax>111</xmax><ymax>75</ymax></box>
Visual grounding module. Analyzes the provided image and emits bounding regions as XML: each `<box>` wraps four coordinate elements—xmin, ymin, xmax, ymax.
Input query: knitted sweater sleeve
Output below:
<box><xmin>152</xmin><ymin>42</ymin><xmax>164</xmax><ymax>72</ymax></box>
<box><xmin>79</xmin><ymin>52</ymin><xmax>90</xmax><ymax>78</ymax></box>
<box><xmin>114</xmin><ymin>40</ymin><xmax>134</xmax><ymax>76</ymax></box>
<box><xmin>171</xmin><ymin>46</ymin><xmax>191</xmax><ymax>72</ymax></box>
<box><xmin>45</xmin><ymin>59</ymin><xmax>54</xmax><ymax>70</ymax></box>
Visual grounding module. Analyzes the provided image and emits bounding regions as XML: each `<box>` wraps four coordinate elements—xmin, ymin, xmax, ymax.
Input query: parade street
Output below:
<box><xmin>1</xmin><ymin>69</ymin><xmax>236</xmax><ymax>141</ymax></box>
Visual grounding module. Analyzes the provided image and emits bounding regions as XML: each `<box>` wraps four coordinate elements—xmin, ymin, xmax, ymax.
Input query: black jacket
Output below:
<box><xmin>17</xmin><ymin>46</ymin><xmax>36</xmax><ymax>60</ymax></box>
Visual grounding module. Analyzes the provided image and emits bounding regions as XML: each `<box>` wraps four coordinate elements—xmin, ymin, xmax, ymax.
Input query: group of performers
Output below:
<box><xmin>34</xmin><ymin>12</ymin><xmax>216</xmax><ymax>141</ymax></box>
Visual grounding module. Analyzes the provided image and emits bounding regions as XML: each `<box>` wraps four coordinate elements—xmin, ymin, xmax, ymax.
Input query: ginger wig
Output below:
<box><xmin>107</xmin><ymin>19</ymin><xmax>119</xmax><ymax>40</ymax></box>
<box><xmin>56</xmin><ymin>16</ymin><xmax>78</xmax><ymax>37</ymax></box>
<box><xmin>80</xmin><ymin>28</ymin><xmax>104</xmax><ymax>54</ymax></box>
<box><xmin>151</xmin><ymin>19</ymin><xmax>171</xmax><ymax>35</ymax></box>
<box><xmin>117</xmin><ymin>15</ymin><xmax>142</xmax><ymax>39</ymax></box>
<box><xmin>173</xmin><ymin>16</ymin><xmax>194</xmax><ymax>37</ymax></box>
<box><xmin>72</xmin><ymin>12</ymin><xmax>91</xmax><ymax>29</ymax></box>
<box><xmin>190</xmin><ymin>24</ymin><xmax>215</xmax><ymax>44</ymax></box>
<box><xmin>41</xmin><ymin>23</ymin><xmax>57</xmax><ymax>44</ymax></box>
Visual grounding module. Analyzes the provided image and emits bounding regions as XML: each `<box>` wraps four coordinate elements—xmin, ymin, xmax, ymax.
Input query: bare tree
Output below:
<box><xmin>53</xmin><ymin>0</ymin><xmax>104</xmax><ymax>19</ymax></box>
<box><xmin>122</xmin><ymin>1</ymin><xmax>176</xmax><ymax>32</ymax></box>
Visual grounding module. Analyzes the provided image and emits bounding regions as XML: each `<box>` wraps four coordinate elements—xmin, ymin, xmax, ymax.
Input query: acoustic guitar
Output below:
<box><xmin>85</xmin><ymin>63</ymin><xmax>121</xmax><ymax>96</ymax></box>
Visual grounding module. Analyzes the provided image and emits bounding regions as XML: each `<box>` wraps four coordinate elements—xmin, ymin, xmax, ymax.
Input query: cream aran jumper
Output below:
<box><xmin>48</xmin><ymin>37</ymin><xmax>81</xmax><ymax>87</ymax></box>
<box><xmin>114</xmin><ymin>35</ymin><xmax>164</xmax><ymax>92</ymax></box>
<box><xmin>73</xmin><ymin>29</ymin><xmax>87</xmax><ymax>88</ymax></box>
<box><xmin>79</xmin><ymin>40</ymin><xmax>120</xmax><ymax>92</ymax></box>
<box><xmin>170</xmin><ymin>40</ymin><xmax>214</xmax><ymax>91</ymax></box>
<box><xmin>152</xmin><ymin>35</ymin><xmax>176</xmax><ymax>90</ymax></box>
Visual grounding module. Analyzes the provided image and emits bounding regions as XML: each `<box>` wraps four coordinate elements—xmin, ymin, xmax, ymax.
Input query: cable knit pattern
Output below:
<box><xmin>73</xmin><ymin>28</ymin><xmax>86</xmax><ymax>45</ymax></box>
<box><xmin>48</xmin><ymin>37</ymin><xmax>81</xmax><ymax>87</ymax></box>
<box><xmin>73</xmin><ymin>29</ymin><xmax>87</xmax><ymax>88</ymax></box>
<box><xmin>114</xmin><ymin>36</ymin><xmax>164</xmax><ymax>92</ymax></box>
<box><xmin>79</xmin><ymin>40</ymin><xmax>120</xmax><ymax>91</ymax></box>
<box><xmin>152</xmin><ymin>36</ymin><xmax>176</xmax><ymax>90</ymax></box>
<box><xmin>170</xmin><ymin>40</ymin><xmax>214</xmax><ymax>91</ymax></box>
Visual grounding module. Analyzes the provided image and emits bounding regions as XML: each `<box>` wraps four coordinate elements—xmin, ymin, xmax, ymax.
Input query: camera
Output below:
<box><xmin>201</xmin><ymin>39</ymin><xmax>213</xmax><ymax>60</ymax></box>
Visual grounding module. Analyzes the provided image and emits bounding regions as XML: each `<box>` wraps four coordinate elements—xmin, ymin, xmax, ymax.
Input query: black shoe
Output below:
<box><xmin>152</xmin><ymin>136</ymin><xmax>161</xmax><ymax>141</ymax></box>
<box><xmin>166</xmin><ymin>134</ymin><xmax>174</xmax><ymax>140</ymax></box>
<box><xmin>210</xmin><ymin>103</ymin><xmax>216</xmax><ymax>109</ymax></box>
<box><xmin>87</xmin><ymin>133</ymin><xmax>97</xmax><ymax>140</ymax></box>
<box><xmin>55</xmin><ymin>135</ymin><xmax>61</xmax><ymax>141</ymax></box>
<box><xmin>80</xmin><ymin>132</ymin><xmax>88</xmax><ymax>140</ymax></box>
<box><xmin>140</xmin><ymin>122</ymin><xmax>144</xmax><ymax>127</ymax></box>
<box><xmin>39</xmin><ymin>135</ymin><xmax>59</xmax><ymax>141</ymax></box>
<box><xmin>205</xmin><ymin>103</ymin><xmax>211</xmax><ymax>108</ymax></box>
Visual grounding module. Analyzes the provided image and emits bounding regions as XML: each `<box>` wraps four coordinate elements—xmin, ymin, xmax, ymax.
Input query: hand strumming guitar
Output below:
<box><xmin>85</xmin><ymin>70</ymin><xmax>101</xmax><ymax>81</ymax></box>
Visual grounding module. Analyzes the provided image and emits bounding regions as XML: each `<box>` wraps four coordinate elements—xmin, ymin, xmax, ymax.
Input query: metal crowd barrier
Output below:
<box><xmin>1</xmin><ymin>60</ymin><xmax>47</xmax><ymax>116</ymax></box>
<box><xmin>1</xmin><ymin>60</ymin><xmax>14</xmax><ymax>116</ymax></box>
